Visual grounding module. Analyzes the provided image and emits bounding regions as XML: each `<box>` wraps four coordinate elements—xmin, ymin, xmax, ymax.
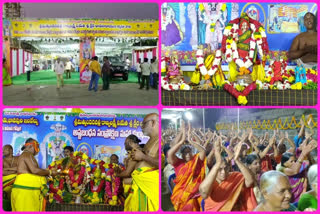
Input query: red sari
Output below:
<box><xmin>205</xmin><ymin>172</ymin><xmax>257</xmax><ymax>211</ymax></box>
<box><xmin>170</xmin><ymin>154</ymin><xmax>206</xmax><ymax>211</ymax></box>
<box><xmin>261</xmin><ymin>154</ymin><xmax>273</xmax><ymax>172</ymax></box>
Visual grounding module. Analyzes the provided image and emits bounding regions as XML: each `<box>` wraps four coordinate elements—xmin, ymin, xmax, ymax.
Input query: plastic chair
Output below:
<box><xmin>167</xmin><ymin>173</ymin><xmax>176</xmax><ymax>194</ymax></box>
<box><xmin>201</xmin><ymin>199</ymin><xmax>205</xmax><ymax>211</ymax></box>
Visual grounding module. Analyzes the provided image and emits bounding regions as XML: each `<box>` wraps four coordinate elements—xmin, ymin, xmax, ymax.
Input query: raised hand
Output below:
<box><xmin>264</xmin><ymin>132</ymin><xmax>269</xmax><ymax>141</ymax></box>
<box><xmin>300</xmin><ymin>118</ymin><xmax>304</xmax><ymax>126</ymax></box>
<box><xmin>214</xmin><ymin>136</ymin><xmax>222</xmax><ymax>164</ymax></box>
<box><xmin>285</xmin><ymin>132</ymin><xmax>289</xmax><ymax>139</ymax></box>
<box><xmin>222</xmin><ymin>144</ymin><xmax>234</xmax><ymax>161</ymax></box>
<box><xmin>305</xmin><ymin>131</ymin><xmax>312</xmax><ymax>140</ymax></box>
<box><xmin>307</xmin><ymin>116</ymin><xmax>313</xmax><ymax>127</ymax></box>
<box><xmin>180</xmin><ymin>120</ymin><xmax>186</xmax><ymax>143</ymax></box>
<box><xmin>305</xmin><ymin>140</ymin><xmax>317</xmax><ymax>153</ymax></box>
<box><xmin>233</xmin><ymin>142</ymin><xmax>242</xmax><ymax>161</ymax></box>
<box><xmin>51</xmin><ymin>168</ymin><xmax>59</xmax><ymax>176</ymax></box>
<box><xmin>269</xmin><ymin>135</ymin><xmax>276</xmax><ymax>146</ymax></box>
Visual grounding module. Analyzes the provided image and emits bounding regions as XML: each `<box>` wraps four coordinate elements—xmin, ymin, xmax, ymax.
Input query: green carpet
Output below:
<box><xmin>11</xmin><ymin>70</ymin><xmax>139</xmax><ymax>85</ymax></box>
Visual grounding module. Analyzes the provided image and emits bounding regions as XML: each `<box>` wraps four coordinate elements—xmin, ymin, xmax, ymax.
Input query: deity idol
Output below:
<box><xmin>193</xmin><ymin>44</ymin><xmax>225</xmax><ymax>89</ymax></box>
<box><xmin>161</xmin><ymin>56</ymin><xmax>191</xmax><ymax>91</ymax></box>
<box><xmin>219</xmin><ymin>13</ymin><xmax>269</xmax><ymax>84</ymax></box>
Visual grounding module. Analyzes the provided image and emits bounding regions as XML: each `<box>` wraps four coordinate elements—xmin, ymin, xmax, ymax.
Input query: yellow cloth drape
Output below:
<box><xmin>190</xmin><ymin>71</ymin><xmax>201</xmax><ymax>84</ymax></box>
<box><xmin>191</xmin><ymin>54</ymin><xmax>225</xmax><ymax>86</ymax></box>
<box><xmin>11</xmin><ymin>174</ymin><xmax>47</xmax><ymax>211</ymax></box>
<box><xmin>251</xmin><ymin>64</ymin><xmax>265</xmax><ymax>82</ymax></box>
<box><xmin>123</xmin><ymin>183</ymin><xmax>132</xmax><ymax>198</ymax></box>
<box><xmin>228</xmin><ymin>61</ymin><xmax>238</xmax><ymax>82</ymax></box>
<box><xmin>124</xmin><ymin>167</ymin><xmax>159</xmax><ymax>211</ymax></box>
<box><xmin>3</xmin><ymin>174</ymin><xmax>17</xmax><ymax>197</ymax></box>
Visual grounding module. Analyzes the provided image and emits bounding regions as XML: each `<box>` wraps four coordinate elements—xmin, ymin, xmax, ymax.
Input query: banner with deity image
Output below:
<box><xmin>161</xmin><ymin>3</ymin><xmax>238</xmax><ymax>51</ymax></box>
<box><xmin>79</xmin><ymin>37</ymin><xmax>95</xmax><ymax>83</ymax></box>
<box><xmin>268</xmin><ymin>4</ymin><xmax>311</xmax><ymax>33</ymax></box>
<box><xmin>2</xmin><ymin>111</ymin><xmax>148</xmax><ymax>168</ymax></box>
<box><xmin>161</xmin><ymin>2</ymin><xmax>316</xmax><ymax>65</ymax></box>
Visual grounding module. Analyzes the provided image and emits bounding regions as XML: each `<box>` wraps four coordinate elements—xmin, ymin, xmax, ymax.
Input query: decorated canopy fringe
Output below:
<box><xmin>216</xmin><ymin>114</ymin><xmax>317</xmax><ymax>131</ymax></box>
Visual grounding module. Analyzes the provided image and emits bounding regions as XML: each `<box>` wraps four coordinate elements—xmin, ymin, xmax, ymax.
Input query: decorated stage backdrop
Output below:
<box><xmin>2</xmin><ymin>111</ymin><xmax>148</xmax><ymax>169</ymax></box>
<box><xmin>161</xmin><ymin>2</ymin><xmax>317</xmax><ymax>65</ymax></box>
<box><xmin>80</xmin><ymin>37</ymin><xmax>95</xmax><ymax>84</ymax></box>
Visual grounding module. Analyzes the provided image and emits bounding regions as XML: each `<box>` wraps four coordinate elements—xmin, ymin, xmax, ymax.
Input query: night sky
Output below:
<box><xmin>20</xmin><ymin>3</ymin><xmax>159</xmax><ymax>19</ymax></box>
<box><xmin>162</xmin><ymin>109</ymin><xmax>269</xmax><ymax>130</ymax></box>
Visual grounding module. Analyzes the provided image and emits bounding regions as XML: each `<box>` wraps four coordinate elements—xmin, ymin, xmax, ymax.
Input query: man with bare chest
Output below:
<box><xmin>288</xmin><ymin>12</ymin><xmax>317</xmax><ymax>66</ymax></box>
<box><xmin>120</xmin><ymin>113</ymin><xmax>159</xmax><ymax>211</ymax></box>
<box><xmin>3</xmin><ymin>145</ymin><xmax>18</xmax><ymax>209</ymax></box>
<box><xmin>11</xmin><ymin>138</ymin><xmax>59</xmax><ymax>211</ymax></box>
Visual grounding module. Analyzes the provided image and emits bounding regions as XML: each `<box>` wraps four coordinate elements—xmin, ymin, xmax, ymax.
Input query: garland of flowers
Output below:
<box><xmin>196</xmin><ymin>49</ymin><xmax>222</xmax><ymax>78</ymax></box>
<box><xmin>48</xmin><ymin>177</ymin><xmax>64</xmax><ymax>203</ymax></box>
<box><xmin>161</xmin><ymin>76</ymin><xmax>191</xmax><ymax>90</ymax></box>
<box><xmin>221</xmin><ymin>14</ymin><xmax>268</xmax><ymax>72</ymax></box>
<box><xmin>224</xmin><ymin>81</ymin><xmax>257</xmax><ymax>105</ymax></box>
<box><xmin>224</xmin><ymin>83</ymin><xmax>248</xmax><ymax>105</ymax></box>
<box><xmin>256</xmin><ymin>58</ymin><xmax>313</xmax><ymax>91</ymax></box>
<box><xmin>48</xmin><ymin>159</ymin><xmax>65</xmax><ymax>203</ymax></box>
<box><xmin>85</xmin><ymin>158</ymin><xmax>106</xmax><ymax>204</ymax></box>
<box><xmin>306</xmin><ymin>69</ymin><xmax>317</xmax><ymax>83</ymax></box>
<box><xmin>65</xmin><ymin>152</ymin><xmax>91</xmax><ymax>197</ymax></box>
<box><xmin>104</xmin><ymin>163</ymin><xmax>124</xmax><ymax>206</ymax></box>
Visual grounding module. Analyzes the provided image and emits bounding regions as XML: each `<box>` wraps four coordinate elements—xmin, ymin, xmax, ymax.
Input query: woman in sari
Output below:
<box><xmin>297</xmin><ymin>164</ymin><xmax>317</xmax><ymax>211</ymax></box>
<box><xmin>167</xmin><ymin>121</ymin><xmax>206</xmax><ymax>211</ymax></box>
<box><xmin>3</xmin><ymin>58</ymin><xmax>12</xmax><ymax>86</ymax></box>
<box><xmin>245</xmin><ymin>154</ymin><xmax>263</xmax><ymax>204</ymax></box>
<box><xmin>276</xmin><ymin>139</ymin><xmax>317</xmax><ymax>203</ymax></box>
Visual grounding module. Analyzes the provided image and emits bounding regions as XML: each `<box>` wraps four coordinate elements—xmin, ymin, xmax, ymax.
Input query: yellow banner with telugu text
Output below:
<box><xmin>10</xmin><ymin>19</ymin><xmax>159</xmax><ymax>37</ymax></box>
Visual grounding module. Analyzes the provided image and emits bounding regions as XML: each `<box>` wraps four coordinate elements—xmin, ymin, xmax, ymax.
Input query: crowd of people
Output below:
<box><xmin>136</xmin><ymin>57</ymin><xmax>159</xmax><ymax>90</ymax></box>
<box><xmin>3</xmin><ymin>113</ymin><xmax>159</xmax><ymax>212</ymax></box>
<box><xmin>54</xmin><ymin>56</ymin><xmax>159</xmax><ymax>91</ymax></box>
<box><xmin>162</xmin><ymin>118</ymin><xmax>317</xmax><ymax>211</ymax></box>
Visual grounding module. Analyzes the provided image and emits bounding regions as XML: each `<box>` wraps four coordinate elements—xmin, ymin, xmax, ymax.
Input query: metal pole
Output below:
<box><xmin>203</xmin><ymin>109</ymin><xmax>205</xmax><ymax>132</ymax></box>
<box><xmin>237</xmin><ymin>108</ymin><xmax>240</xmax><ymax>132</ymax></box>
<box><xmin>175</xmin><ymin>118</ymin><xmax>177</xmax><ymax>131</ymax></box>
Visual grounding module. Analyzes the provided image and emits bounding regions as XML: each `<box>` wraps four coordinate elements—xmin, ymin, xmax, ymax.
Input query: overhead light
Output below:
<box><xmin>185</xmin><ymin>112</ymin><xmax>193</xmax><ymax>121</ymax></box>
<box><xmin>66</xmin><ymin>108</ymin><xmax>72</xmax><ymax>113</ymax></box>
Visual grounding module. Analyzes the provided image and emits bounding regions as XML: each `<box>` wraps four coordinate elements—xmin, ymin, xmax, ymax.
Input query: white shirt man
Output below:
<box><xmin>136</xmin><ymin>62</ymin><xmax>141</xmax><ymax>73</ymax></box>
<box><xmin>65</xmin><ymin>61</ymin><xmax>73</xmax><ymax>70</ymax></box>
<box><xmin>25</xmin><ymin>59</ymin><xmax>32</xmax><ymax>81</ymax></box>
<box><xmin>125</xmin><ymin>58</ymin><xmax>131</xmax><ymax>67</ymax></box>
<box><xmin>139</xmin><ymin>59</ymin><xmax>151</xmax><ymax>90</ymax></box>
<box><xmin>54</xmin><ymin>58</ymin><xmax>65</xmax><ymax>88</ymax></box>
<box><xmin>150</xmin><ymin>60</ymin><xmax>158</xmax><ymax>74</ymax></box>
<box><xmin>141</xmin><ymin>61</ymin><xmax>151</xmax><ymax>76</ymax></box>
<box><xmin>54</xmin><ymin>60</ymin><xmax>65</xmax><ymax>75</ymax></box>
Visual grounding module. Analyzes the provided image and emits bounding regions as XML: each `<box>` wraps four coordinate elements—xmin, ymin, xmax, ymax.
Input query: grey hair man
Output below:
<box><xmin>254</xmin><ymin>170</ymin><xmax>293</xmax><ymax>211</ymax></box>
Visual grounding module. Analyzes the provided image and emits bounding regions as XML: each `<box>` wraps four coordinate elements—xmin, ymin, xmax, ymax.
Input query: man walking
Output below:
<box><xmin>54</xmin><ymin>57</ymin><xmax>64</xmax><ymax>89</ymax></box>
<box><xmin>101</xmin><ymin>56</ymin><xmax>111</xmax><ymax>90</ymax></box>
<box><xmin>65</xmin><ymin>58</ymin><xmax>73</xmax><ymax>79</ymax></box>
<box><xmin>88</xmin><ymin>56</ymin><xmax>101</xmax><ymax>92</ymax></box>
<box><xmin>25</xmin><ymin>58</ymin><xmax>32</xmax><ymax>81</ymax></box>
<box><xmin>136</xmin><ymin>59</ymin><xmax>142</xmax><ymax>84</ymax></box>
<box><xmin>139</xmin><ymin>58</ymin><xmax>151</xmax><ymax>90</ymax></box>
<box><xmin>151</xmin><ymin>57</ymin><xmax>158</xmax><ymax>89</ymax></box>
